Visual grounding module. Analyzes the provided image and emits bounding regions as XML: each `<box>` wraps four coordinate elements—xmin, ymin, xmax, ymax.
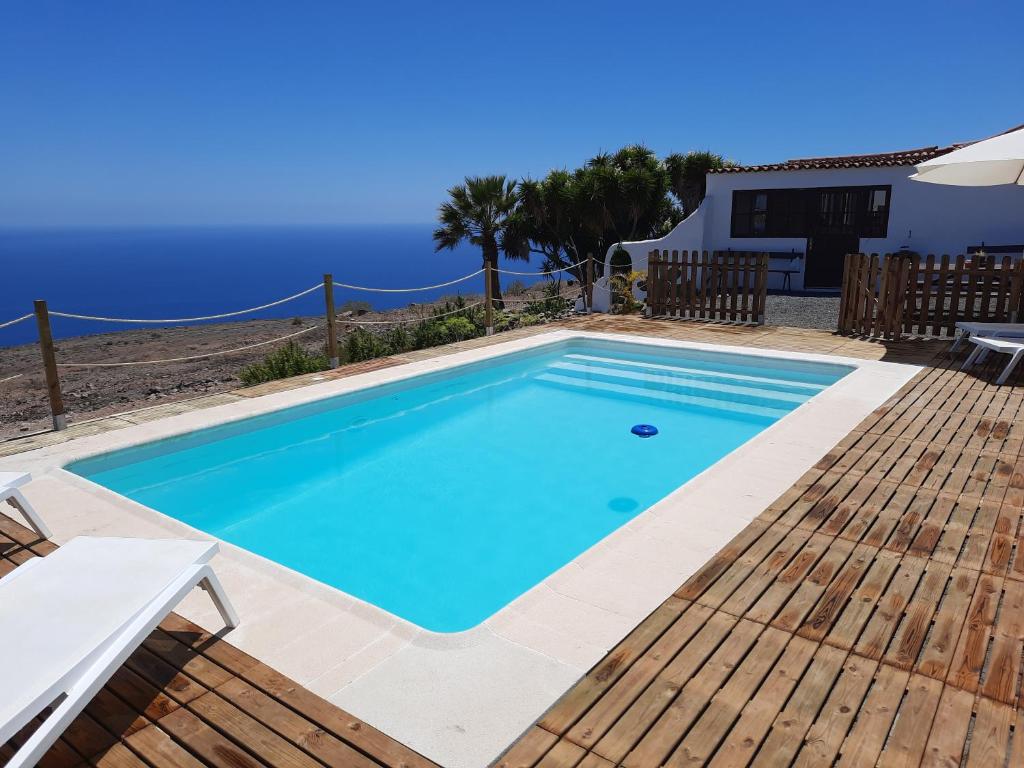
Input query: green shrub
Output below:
<box><xmin>413</xmin><ymin>320</ymin><xmax>447</xmax><ymax>349</ymax></box>
<box><xmin>440</xmin><ymin>316</ymin><xmax>477</xmax><ymax>342</ymax></box>
<box><xmin>239</xmin><ymin>342</ymin><xmax>329</xmax><ymax>386</ymax></box>
<box><xmin>380</xmin><ymin>326</ymin><xmax>412</xmax><ymax>353</ymax></box>
<box><xmin>493</xmin><ymin>310</ymin><xmax>513</xmax><ymax>333</ymax></box>
<box><xmin>343</xmin><ymin>328</ymin><xmax>395</xmax><ymax>362</ymax></box>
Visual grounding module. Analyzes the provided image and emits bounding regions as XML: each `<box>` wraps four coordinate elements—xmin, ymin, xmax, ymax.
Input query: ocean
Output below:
<box><xmin>0</xmin><ymin>225</ymin><xmax>525</xmax><ymax>347</ymax></box>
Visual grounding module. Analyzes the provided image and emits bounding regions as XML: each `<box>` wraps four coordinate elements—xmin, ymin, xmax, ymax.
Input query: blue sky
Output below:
<box><xmin>1</xmin><ymin>0</ymin><xmax>1022</xmax><ymax>226</ymax></box>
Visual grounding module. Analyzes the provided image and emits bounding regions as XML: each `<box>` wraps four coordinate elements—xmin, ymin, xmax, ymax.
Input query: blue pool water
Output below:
<box><xmin>69</xmin><ymin>339</ymin><xmax>851</xmax><ymax>632</ymax></box>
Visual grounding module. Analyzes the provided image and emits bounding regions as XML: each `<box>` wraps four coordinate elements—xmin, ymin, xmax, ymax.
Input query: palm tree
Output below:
<box><xmin>665</xmin><ymin>150</ymin><xmax>737</xmax><ymax>216</ymax></box>
<box><xmin>433</xmin><ymin>175</ymin><xmax>526</xmax><ymax>307</ymax></box>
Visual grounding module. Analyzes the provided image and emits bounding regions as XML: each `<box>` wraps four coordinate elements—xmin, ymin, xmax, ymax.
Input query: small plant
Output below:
<box><xmin>506</xmin><ymin>279</ymin><xmax>527</xmax><ymax>296</ymax></box>
<box><xmin>610</xmin><ymin>270</ymin><xmax>647</xmax><ymax>314</ymax></box>
<box><xmin>380</xmin><ymin>326</ymin><xmax>412</xmax><ymax>352</ymax></box>
<box><xmin>240</xmin><ymin>342</ymin><xmax>329</xmax><ymax>385</ymax></box>
<box><xmin>440</xmin><ymin>316</ymin><xmax>476</xmax><ymax>342</ymax></box>
<box><xmin>343</xmin><ymin>328</ymin><xmax>395</xmax><ymax>362</ymax></box>
<box><xmin>413</xmin><ymin>320</ymin><xmax>447</xmax><ymax>349</ymax></box>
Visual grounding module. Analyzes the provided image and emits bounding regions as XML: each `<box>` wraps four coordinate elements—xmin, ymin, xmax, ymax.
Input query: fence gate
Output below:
<box><xmin>838</xmin><ymin>252</ymin><xmax>1024</xmax><ymax>339</ymax></box>
<box><xmin>646</xmin><ymin>250</ymin><xmax>768</xmax><ymax>324</ymax></box>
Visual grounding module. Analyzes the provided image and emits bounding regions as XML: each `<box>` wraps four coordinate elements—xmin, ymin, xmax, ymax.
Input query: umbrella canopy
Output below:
<box><xmin>911</xmin><ymin>125</ymin><xmax>1024</xmax><ymax>186</ymax></box>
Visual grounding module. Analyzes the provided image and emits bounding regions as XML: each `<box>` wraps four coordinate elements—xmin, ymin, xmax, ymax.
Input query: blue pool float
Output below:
<box><xmin>631</xmin><ymin>424</ymin><xmax>658</xmax><ymax>438</ymax></box>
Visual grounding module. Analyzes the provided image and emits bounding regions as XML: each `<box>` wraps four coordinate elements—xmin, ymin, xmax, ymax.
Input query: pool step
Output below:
<box><xmin>546</xmin><ymin>360</ymin><xmax>810</xmax><ymax>411</ymax></box>
<box><xmin>535</xmin><ymin>372</ymin><xmax>792</xmax><ymax>421</ymax></box>
<box><xmin>563</xmin><ymin>353</ymin><xmax>828</xmax><ymax>395</ymax></box>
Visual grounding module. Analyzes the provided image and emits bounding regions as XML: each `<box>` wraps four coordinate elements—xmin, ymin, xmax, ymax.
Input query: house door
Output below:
<box><xmin>805</xmin><ymin>233</ymin><xmax>858</xmax><ymax>288</ymax></box>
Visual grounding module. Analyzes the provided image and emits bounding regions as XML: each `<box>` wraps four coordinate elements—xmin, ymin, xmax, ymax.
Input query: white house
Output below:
<box><xmin>591</xmin><ymin>131</ymin><xmax>1024</xmax><ymax>311</ymax></box>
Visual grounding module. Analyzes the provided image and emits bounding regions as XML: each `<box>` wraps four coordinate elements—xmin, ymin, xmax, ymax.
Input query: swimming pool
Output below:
<box><xmin>68</xmin><ymin>337</ymin><xmax>852</xmax><ymax>632</ymax></box>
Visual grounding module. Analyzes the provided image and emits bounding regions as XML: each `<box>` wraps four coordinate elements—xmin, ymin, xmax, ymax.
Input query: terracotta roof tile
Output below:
<box><xmin>710</xmin><ymin>143</ymin><xmax>968</xmax><ymax>173</ymax></box>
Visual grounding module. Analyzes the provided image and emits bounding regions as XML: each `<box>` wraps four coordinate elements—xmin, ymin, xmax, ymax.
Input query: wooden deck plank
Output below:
<box><xmin>588</xmin><ymin>611</ymin><xmax>740</xmax><ymax>762</ymax></box>
<box><xmin>155</xmin><ymin>705</ymin><xmax>270</xmax><ymax>768</ymax></box>
<box><xmin>495</xmin><ymin>727</ymin><xmax>558</xmax><ymax>768</ymax></box>
<box><xmin>834</xmin><ymin>663</ymin><xmax>910</xmax><ymax>767</ymax></box>
<box><xmin>875</xmin><ymin>674</ymin><xmax>944</xmax><ymax>768</ymax></box>
<box><xmin>963</xmin><ymin>697</ymin><xmax>1015</xmax><ymax>768</ymax></box>
<box><xmin>619</xmin><ymin>619</ymin><xmax>763</xmax><ymax>768</ymax></box>
<box><xmin>562</xmin><ymin>602</ymin><xmax>712</xmax><ymax>750</ymax></box>
<box><xmin>122</xmin><ymin>725</ymin><xmax>208</xmax><ymax>768</ymax></box>
<box><xmin>664</xmin><ymin>626</ymin><xmax>791</xmax><ymax>767</ymax></box>
<box><xmin>705</xmin><ymin>634</ymin><xmax>817</xmax><ymax>768</ymax></box>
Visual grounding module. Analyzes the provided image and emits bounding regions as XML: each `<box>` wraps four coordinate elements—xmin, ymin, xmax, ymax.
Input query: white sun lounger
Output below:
<box><xmin>949</xmin><ymin>321</ymin><xmax>1024</xmax><ymax>354</ymax></box>
<box><xmin>0</xmin><ymin>537</ymin><xmax>238</xmax><ymax>768</ymax></box>
<box><xmin>962</xmin><ymin>336</ymin><xmax>1024</xmax><ymax>385</ymax></box>
<box><xmin>0</xmin><ymin>471</ymin><xmax>51</xmax><ymax>539</ymax></box>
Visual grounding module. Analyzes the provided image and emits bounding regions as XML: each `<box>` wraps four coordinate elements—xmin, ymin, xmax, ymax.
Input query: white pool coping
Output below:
<box><xmin>0</xmin><ymin>330</ymin><xmax>921</xmax><ymax>768</ymax></box>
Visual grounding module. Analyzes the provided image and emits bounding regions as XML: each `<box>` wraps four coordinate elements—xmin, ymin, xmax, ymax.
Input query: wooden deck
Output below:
<box><xmin>3</xmin><ymin>316</ymin><xmax>1023</xmax><ymax>767</ymax></box>
<box><xmin>498</xmin><ymin>335</ymin><xmax>1024</xmax><ymax>767</ymax></box>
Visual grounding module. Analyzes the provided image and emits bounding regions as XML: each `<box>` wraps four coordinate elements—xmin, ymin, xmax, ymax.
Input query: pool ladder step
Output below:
<box><xmin>546</xmin><ymin>360</ymin><xmax>812</xmax><ymax>411</ymax></box>
<box><xmin>535</xmin><ymin>372</ymin><xmax>793</xmax><ymax>421</ymax></box>
<box><xmin>563</xmin><ymin>353</ymin><xmax>828</xmax><ymax>395</ymax></box>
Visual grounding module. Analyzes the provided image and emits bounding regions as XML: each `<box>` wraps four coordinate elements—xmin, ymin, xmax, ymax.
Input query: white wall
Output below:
<box><xmin>609</xmin><ymin>164</ymin><xmax>1024</xmax><ymax>296</ymax></box>
<box><xmin>704</xmin><ymin>166</ymin><xmax>1024</xmax><ymax>290</ymax></box>
<box><xmin>603</xmin><ymin>197</ymin><xmax>709</xmax><ymax>275</ymax></box>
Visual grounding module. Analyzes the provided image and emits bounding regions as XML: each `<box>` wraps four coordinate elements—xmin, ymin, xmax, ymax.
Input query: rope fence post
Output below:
<box><xmin>323</xmin><ymin>273</ymin><xmax>338</xmax><ymax>367</ymax></box>
<box><xmin>33</xmin><ymin>300</ymin><xmax>66</xmax><ymax>431</ymax></box>
<box><xmin>585</xmin><ymin>253</ymin><xmax>594</xmax><ymax>314</ymax></box>
<box><xmin>484</xmin><ymin>261</ymin><xmax>494</xmax><ymax>336</ymax></box>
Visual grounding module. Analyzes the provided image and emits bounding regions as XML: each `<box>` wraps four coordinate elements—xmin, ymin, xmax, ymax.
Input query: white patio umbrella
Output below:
<box><xmin>910</xmin><ymin>125</ymin><xmax>1024</xmax><ymax>186</ymax></box>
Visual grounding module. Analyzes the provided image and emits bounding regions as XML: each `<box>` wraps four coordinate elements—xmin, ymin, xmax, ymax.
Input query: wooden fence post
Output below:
<box><xmin>484</xmin><ymin>261</ymin><xmax>494</xmax><ymax>335</ymax></box>
<box><xmin>585</xmin><ymin>253</ymin><xmax>594</xmax><ymax>314</ymax></box>
<box><xmin>33</xmin><ymin>300</ymin><xmax>66</xmax><ymax>431</ymax></box>
<box><xmin>645</xmin><ymin>251</ymin><xmax>658</xmax><ymax>317</ymax></box>
<box><xmin>1011</xmin><ymin>259</ymin><xmax>1024</xmax><ymax>323</ymax></box>
<box><xmin>837</xmin><ymin>253</ymin><xmax>850</xmax><ymax>334</ymax></box>
<box><xmin>323</xmin><ymin>274</ymin><xmax>338</xmax><ymax>368</ymax></box>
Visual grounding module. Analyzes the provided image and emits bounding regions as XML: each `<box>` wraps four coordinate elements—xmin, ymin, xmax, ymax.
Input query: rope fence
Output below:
<box><xmin>333</xmin><ymin>270</ymin><xmax>484</xmax><ymax>293</ymax></box>
<box><xmin>48</xmin><ymin>284</ymin><xmax>324</xmax><ymax>324</ymax></box>
<box><xmin>3</xmin><ymin>253</ymin><xmax>598</xmax><ymax>431</ymax></box>
<box><xmin>0</xmin><ymin>313</ymin><xmax>34</xmax><ymax>330</ymax></box>
<box><xmin>493</xmin><ymin>260</ymin><xmax>589</xmax><ymax>278</ymax></box>
<box><xmin>55</xmin><ymin>324</ymin><xmax>322</xmax><ymax>367</ymax></box>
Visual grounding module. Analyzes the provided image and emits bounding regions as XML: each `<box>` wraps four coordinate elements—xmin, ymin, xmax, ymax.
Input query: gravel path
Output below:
<box><xmin>763</xmin><ymin>293</ymin><xmax>841</xmax><ymax>330</ymax></box>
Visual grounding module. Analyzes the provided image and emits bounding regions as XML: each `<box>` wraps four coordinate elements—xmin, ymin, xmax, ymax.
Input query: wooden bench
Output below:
<box><xmin>766</xmin><ymin>251</ymin><xmax>803</xmax><ymax>292</ymax></box>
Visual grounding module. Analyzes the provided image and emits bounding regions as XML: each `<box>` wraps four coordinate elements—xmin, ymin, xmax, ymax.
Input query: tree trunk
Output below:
<box><xmin>483</xmin><ymin>237</ymin><xmax>503</xmax><ymax>309</ymax></box>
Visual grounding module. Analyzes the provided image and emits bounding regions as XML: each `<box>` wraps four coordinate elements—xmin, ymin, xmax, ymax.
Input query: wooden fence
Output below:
<box><xmin>646</xmin><ymin>250</ymin><xmax>768</xmax><ymax>324</ymax></box>
<box><xmin>838</xmin><ymin>253</ymin><xmax>1024</xmax><ymax>339</ymax></box>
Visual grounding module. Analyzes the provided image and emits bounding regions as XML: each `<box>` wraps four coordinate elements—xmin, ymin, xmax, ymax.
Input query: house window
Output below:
<box><xmin>730</xmin><ymin>185</ymin><xmax>890</xmax><ymax>238</ymax></box>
